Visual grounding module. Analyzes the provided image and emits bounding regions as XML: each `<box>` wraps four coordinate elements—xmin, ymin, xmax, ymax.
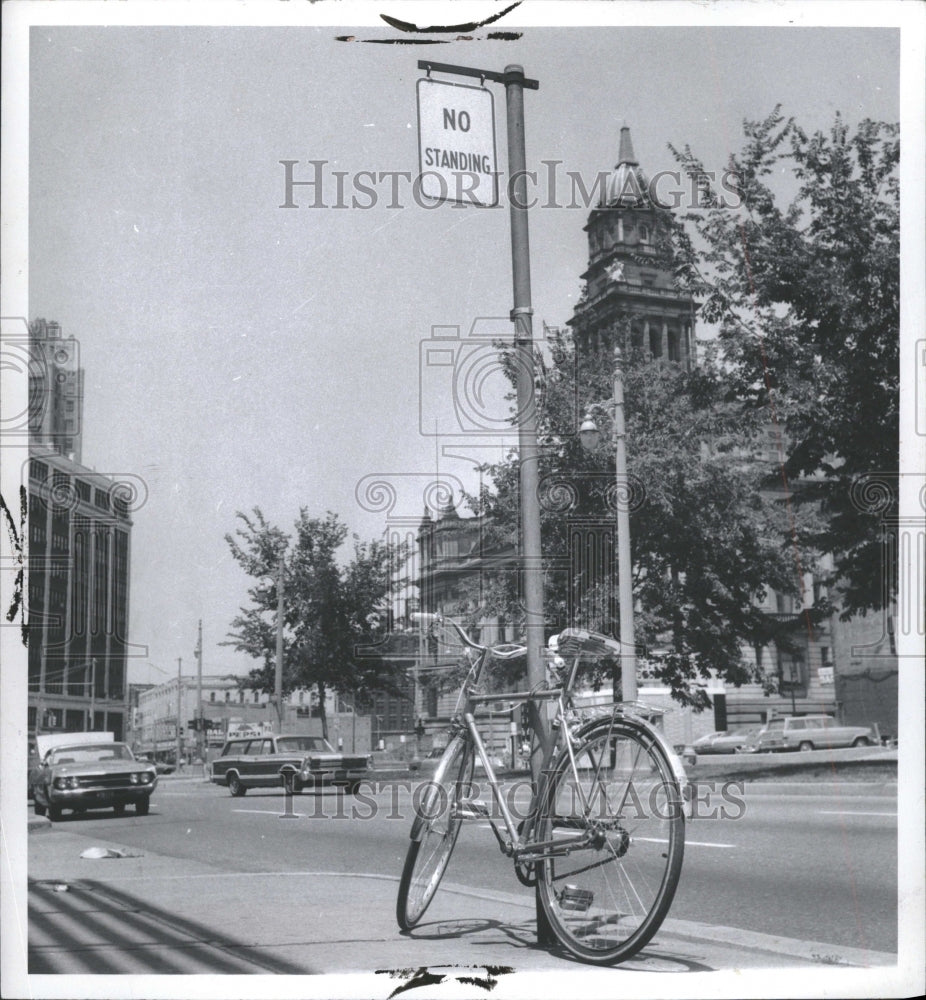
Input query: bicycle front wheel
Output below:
<box><xmin>536</xmin><ymin>716</ymin><xmax>685</xmax><ymax>964</ymax></box>
<box><xmin>396</xmin><ymin>735</ymin><xmax>474</xmax><ymax>930</ymax></box>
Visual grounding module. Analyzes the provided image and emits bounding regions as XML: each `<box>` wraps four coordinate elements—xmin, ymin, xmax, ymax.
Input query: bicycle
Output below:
<box><xmin>396</xmin><ymin>614</ymin><xmax>687</xmax><ymax>966</ymax></box>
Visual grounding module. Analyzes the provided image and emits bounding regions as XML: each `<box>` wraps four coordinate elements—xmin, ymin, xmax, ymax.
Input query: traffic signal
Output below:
<box><xmin>520</xmin><ymin>703</ymin><xmax>531</xmax><ymax>732</ymax></box>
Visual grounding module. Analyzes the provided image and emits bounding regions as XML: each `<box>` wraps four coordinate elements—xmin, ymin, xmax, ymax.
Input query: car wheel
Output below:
<box><xmin>798</xmin><ymin>741</ymin><xmax>814</xmax><ymax>752</ymax></box>
<box><xmin>48</xmin><ymin>803</ymin><xmax>62</xmax><ymax>822</ymax></box>
<box><xmin>136</xmin><ymin>798</ymin><xmax>150</xmax><ymax>816</ymax></box>
<box><xmin>34</xmin><ymin>799</ymin><xmax>47</xmax><ymax>817</ymax></box>
<box><xmin>852</xmin><ymin>737</ymin><xmax>871</xmax><ymax>747</ymax></box>
<box><xmin>113</xmin><ymin>803</ymin><xmax>126</xmax><ymax>817</ymax></box>
<box><xmin>228</xmin><ymin>773</ymin><xmax>246</xmax><ymax>797</ymax></box>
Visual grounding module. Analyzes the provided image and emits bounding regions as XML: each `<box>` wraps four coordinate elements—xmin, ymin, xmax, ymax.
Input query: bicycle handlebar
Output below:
<box><xmin>410</xmin><ymin>615</ymin><xmax>627</xmax><ymax>662</ymax></box>
<box><xmin>409</xmin><ymin>613</ymin><xmax>526</xmax><ymax>659</ymax></box>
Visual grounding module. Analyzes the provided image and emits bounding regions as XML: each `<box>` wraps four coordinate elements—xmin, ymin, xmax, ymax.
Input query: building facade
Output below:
<box><xmin>27</xmin><ymin>319</ymin><xmax>133</xmax><ymax>742</ymax></box>
<box><xmin>27</xmin><ymin>449</ymin><xmax>133</xmax><ymax>741</ymax></box>
<box><xmin>134</xmin><ymin>674</ymin><xmax>371</xmax><ymax>758</ymax></box>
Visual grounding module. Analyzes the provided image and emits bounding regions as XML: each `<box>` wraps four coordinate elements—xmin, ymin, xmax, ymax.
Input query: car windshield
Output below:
<box><xmin>275</xmin><ymin>736</ymin><xmax>333</xmax><ymax>753</ymax></box>
<box><xmin>49</xmin><ymin>743</ymin><xmax>133</xmax><ymax>764</ymax></box>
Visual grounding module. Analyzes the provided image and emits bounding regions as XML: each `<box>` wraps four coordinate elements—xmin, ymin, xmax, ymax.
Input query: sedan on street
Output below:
<box><xmin>32</xmin><ymin>736</ymin><xmax>158</xmax><ymax>820</ymax></box>
<box><xmin>693</xmin><ymin>728</ymin><xmax>761</xmax><ymax>755</ymax></box>
<box><xmin>211</xmin><ymin>734</ymin><xmax>373</xmax><ymax>796</ymax></box>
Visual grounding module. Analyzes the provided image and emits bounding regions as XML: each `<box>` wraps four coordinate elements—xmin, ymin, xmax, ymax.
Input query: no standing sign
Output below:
<box><xmin>417</xmin><ymin>78</ymin><xmax>499</xmax><ymax>207</ymax></box>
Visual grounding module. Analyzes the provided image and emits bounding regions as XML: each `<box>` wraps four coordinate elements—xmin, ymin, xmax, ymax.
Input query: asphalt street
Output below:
<box><xmin>29</xmin><ymin>775</ymin><xmax>897</xmax><ymax>959</ymax></box>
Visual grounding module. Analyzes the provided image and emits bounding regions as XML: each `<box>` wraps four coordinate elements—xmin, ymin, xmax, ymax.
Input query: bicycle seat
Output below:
<box><xmin>555</xmin><ymin>628</ymin><xmax>624</xmax><ymax>659</ymax></box>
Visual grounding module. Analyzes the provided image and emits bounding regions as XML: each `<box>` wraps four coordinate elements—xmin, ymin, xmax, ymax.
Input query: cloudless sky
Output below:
<box><xmin>25</xmin><ymin>12</ymin><xmax>901</xmax><ymax>683</ymax></box>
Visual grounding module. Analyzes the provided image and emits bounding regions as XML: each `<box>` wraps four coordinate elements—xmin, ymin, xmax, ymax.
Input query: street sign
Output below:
<box><xmin>417</xmin><ymin>78</ymin><xmax>498</xmax><ymax>206</ymax></box>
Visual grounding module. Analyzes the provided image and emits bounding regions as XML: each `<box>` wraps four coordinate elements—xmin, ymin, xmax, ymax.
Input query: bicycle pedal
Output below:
<box><xmin>559</xmin><ymin>884</ymin><xmax>594</xmax><ymax>912</ymax></box>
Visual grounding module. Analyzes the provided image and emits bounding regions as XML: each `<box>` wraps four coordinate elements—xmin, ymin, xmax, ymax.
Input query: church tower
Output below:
<box><xmin>569</xmin><ymin>127</ymin><xmax>696</xmax><ymax>369</ymax></box>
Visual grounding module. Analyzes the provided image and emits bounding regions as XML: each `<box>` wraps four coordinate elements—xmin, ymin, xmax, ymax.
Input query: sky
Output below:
<box><xmin>17</xmin><ymin>8</ymin><xmax>906</xmax><ymax>687</ymax></box>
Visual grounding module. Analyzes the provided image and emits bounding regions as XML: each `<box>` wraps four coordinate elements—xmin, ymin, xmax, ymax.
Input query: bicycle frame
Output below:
<box><xmin>448</xmin><ymin>645</ymin><xmax>612</xmax><ymax>866</ymax></box>
<box><xmin>418</xmin><ymin>613</ymin><xmax>689</xmax><ymax>866</ymax></box>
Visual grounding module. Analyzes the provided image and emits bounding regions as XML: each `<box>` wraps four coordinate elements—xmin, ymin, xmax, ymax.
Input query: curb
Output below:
<box><xmin>734</xmin><ymin>780</ymin><xmax>898</xmax><ymax>798</ymax></box>
<box><xmin>28</xmin><ymin>816</ymin><xmax>52</xmax><ymax>834</ymax></box>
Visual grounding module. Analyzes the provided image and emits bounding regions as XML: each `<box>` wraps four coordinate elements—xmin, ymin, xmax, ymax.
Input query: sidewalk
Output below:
<box><xmin>27</xmin><ymin>824</ymin><xmax>897</xmax><ymax>978</ymax></box>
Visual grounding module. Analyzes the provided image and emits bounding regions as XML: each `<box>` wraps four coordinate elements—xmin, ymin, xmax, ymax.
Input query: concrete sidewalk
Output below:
<box><xmin>27</xmin><ymin>824</ymin><xmax>897</xmax><ymax>977</ymax></box>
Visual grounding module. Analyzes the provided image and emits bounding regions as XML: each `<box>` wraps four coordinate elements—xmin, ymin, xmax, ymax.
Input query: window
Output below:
<box><xmin>778</xmin><ymin>651</ymin><xmax>806</xmax><ymax>693</ymax></box>
<box><xmin>210</xmin><ymin>691</ymin><xmax>216</xmax><ymax>703</ymax></box>
<box><xmin>238</xmin><ymin>690</ymin><xmax>244</xmax><ymax>703</ymax></box>
<box><xmin>225</xmin><ymin>691</ymin><xmax>230</xmax><ymax>703</ymax></box>
<box><xmin>639</xmin><ymin>224</ymin><xmax>649</xmax><ymax>242</ymax></box>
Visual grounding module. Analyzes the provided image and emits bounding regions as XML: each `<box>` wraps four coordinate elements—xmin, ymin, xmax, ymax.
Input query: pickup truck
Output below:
<box><xmin>755</xmin><ymin>715</ymin><xmax>875</xmax><ymax>752</ymax></box>
<box><xmin>210</xmin><ymin>733</ymin><xmax>372</xmax><ymax>796</ymax></box>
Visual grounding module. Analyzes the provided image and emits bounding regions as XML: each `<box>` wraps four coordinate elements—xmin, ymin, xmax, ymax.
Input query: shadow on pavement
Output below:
<box><xmin>400</xmin><ymin>917</ymin><xmax>714</xmax><ymax>973</ymax></box>
<box><xmin>29</xmin><ymin>878</ymin><xmax>313</xmax><ymax>974</ymax></box>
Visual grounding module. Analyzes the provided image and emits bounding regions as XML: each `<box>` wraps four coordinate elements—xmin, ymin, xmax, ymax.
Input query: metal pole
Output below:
<box><xmin>176</xmin><ymin>657</ymin><xmax>182</xmax><ymax>770</ymax></box>
<box><xmin>613</xmin><ymin>346</ymin><xmax>637</xmax><ymax>701</ymax></box>
<box><xmin>504</xmin><ymin>63</ymin><xmax>547</xmax><ymax>750</ymax></box>
<box><xmin>504</xmin><ymin>63</ymin><xmax>554</xmax><ymax>947</ymax></box>
<box><xmin>89</xmin><ymin>659</ymin><xmax>96</xmax><ymax>730</ymax></box>
<box><xmin>275</xmin><ymin>559</ymin><xmax>284</xmax><ymax>731</ymax></box>
<box><xmin>196</xmin><ymin>620</ymin><xmax>204</xmax><ymax>760</ymax></box>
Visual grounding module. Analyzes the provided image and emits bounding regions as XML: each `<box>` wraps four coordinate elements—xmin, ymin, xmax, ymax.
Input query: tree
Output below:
<box><xmin>669</xmin><ymin>109</ymin><xmax>900</xmax><ymax>617</ymax></box>
<box><xmin>455</xmin><ymin>327</ymin><xmax>817</xmax><ymax>705</ymax></box>
<box><xmin>224</xmin><ymin>508</ymin><xmax>408</xmax><ymax>740</ymax></box>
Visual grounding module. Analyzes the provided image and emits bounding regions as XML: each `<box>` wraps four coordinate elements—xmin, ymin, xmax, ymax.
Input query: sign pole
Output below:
<box><xmin>416</xmin><ymin>58</ymin><xmax>550</xmax><ymax>946</ymax></box>
<box><xmin>502</xmin><ymin>63</ymin><xmax>548</xmax><ymax>772</ymax></box>
<box><xmin>502</xmin><ymin>62</ymin><xmax>555</xmax><ymax>948</ymax></box>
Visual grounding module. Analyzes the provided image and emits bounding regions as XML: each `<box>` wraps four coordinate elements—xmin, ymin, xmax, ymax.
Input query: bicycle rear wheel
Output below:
<box><xmin>396</xmin><ymin>735</ymin><xmax>474</xmax><ymax>930</ymax></box>
<box><xmin>536</xmin><ymin>715</ymin><xmax>685</xmax><ymax>964</ymax></box>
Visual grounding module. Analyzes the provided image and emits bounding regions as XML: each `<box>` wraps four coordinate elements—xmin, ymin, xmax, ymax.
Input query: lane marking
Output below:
<box><xmin>636</xmin><ymin>837</ymin><xmax>736</xmax><ymax>848</ymax></box>
<box><xmin>817</xmin><ymin>810</ymin><xmax>897</xmax><ymax>817</ymax></box>
<box><xmin>232</xmin><ymin>808</ymin><xmax>305</xmax><ymax>816</ymax></box>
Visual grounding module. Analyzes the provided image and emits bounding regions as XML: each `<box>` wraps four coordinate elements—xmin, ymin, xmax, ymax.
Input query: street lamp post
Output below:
<box><xmin>274</xmin><ymin>557</ymin><xmax>285</xmax><ymax>732</ymax></box>
<box><xmin>176</xmin><ymin>657</ymin><xmax>183</xmax><ymax>770</ymax></box>
<box><xmin>579</xmin><ymin>345</ymin><xmax>638</xmax><ymax>703</ymax></box>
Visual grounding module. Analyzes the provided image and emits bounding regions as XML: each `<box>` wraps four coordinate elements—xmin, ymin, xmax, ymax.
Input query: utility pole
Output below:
<box><xmin>195</xmin><ymin>620</ymin><xmax>204</xmax><ymax>762</ymax></box>
<box><xmin>88</xmin><ymin>659</ymin><xmax>96</xmax><ymax>731</ymax></box>
<box><xmin>274</xmin><ymin>558</ymin><xmax>284</xmax><ymax>731</ymax></box>
<box><xmin>175</xmin><ymin>657</ymin><xmax>182</xmax><ymax>770</ymax></box>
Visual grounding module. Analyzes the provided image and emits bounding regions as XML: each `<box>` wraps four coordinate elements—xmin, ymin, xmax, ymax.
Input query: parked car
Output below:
<box><xmin>31</xmin><ymin>734</ymin><xmax>158</xmax><ymax>820</ymax></box>
<box><xmin>210</xmin><ymin>734</ymin><xmax>373</xmax><ymax>796</ymax></box>
<box><xmin>736</xmin><ymin>716</ymin><xmax>875</xmax><ymax>753</ymax></box>
<box><xmin>765</xmin><ymin>715</ymin><xmax>876</xmax><ymax>752</ymax></box>
<box><xmin>693</xmin><ymin>728</ymin><xmax>761</xmax><ymax>755</ymax></box>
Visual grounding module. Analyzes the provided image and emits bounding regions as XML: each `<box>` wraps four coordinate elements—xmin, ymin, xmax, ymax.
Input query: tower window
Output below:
<box><xmin>639</xmin><ymin>224</ymin><xmax>649</xmax><ymax>242</ymax></box>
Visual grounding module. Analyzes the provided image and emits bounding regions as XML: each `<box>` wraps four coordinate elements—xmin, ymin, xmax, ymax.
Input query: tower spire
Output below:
<box><xmin>617</xmin><ymin>125</ymin><xmax>637</xmax><ymax>167</ymax></box>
